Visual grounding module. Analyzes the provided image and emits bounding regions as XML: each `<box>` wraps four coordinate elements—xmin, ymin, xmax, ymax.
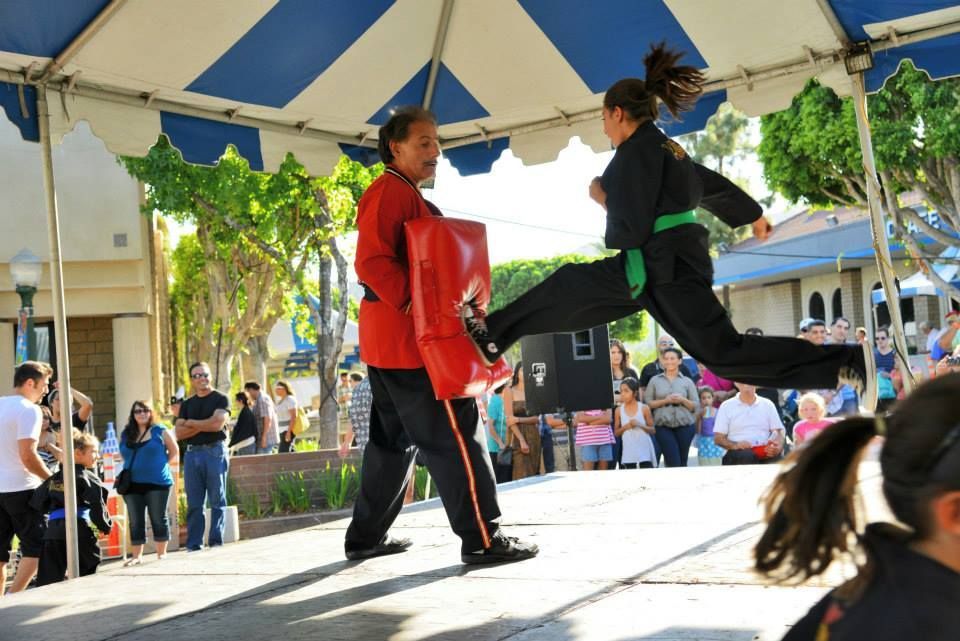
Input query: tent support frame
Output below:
<box><xmin>37</xmin><ymin>87</ymin><xmax>82</xmax><ymax>579</ymax></box>
<box><xmin>849</xmin><ymin>72</ymin><xmax>917</xmax><ymax>393</ymax></box>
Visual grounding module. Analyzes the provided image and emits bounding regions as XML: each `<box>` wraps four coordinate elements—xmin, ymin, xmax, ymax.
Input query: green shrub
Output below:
<box><xmin>177</xmin><ymin>492</ymin><xmax>187</xmax><ymax>526</ymax></box>
<box><xmin>318</xmin><ymin>461</ymin><xmax>359</xmax><ymax>510</ymax></box>
<box><xmin>239</xmin><ymin>491</ymin><xmax>265</xmax><ymax>520</ymax></box>
<box><xmin>414</xmin><ymin>466</ymin><xmax>440</xmax><ymax>501</ymax></box>
<box><xmin>272</xmin><ymin>471</ymin><xmax>312</xmax><ymax>513</ymax></box>
<box><xmin>293</xmin><ymin>438</ymin><xmax>319</xmax><ymax>452</ymax></box>
<box><xmin>225</xmin><ymin>475</ymin><xmax>240</xmax><ymax>506</ymax></box>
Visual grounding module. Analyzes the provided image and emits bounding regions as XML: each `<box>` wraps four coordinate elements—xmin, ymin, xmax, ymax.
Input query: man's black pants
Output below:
<box><xmin>486</xmin><ymin>224</ymin><xmax>860</xmax><ymax>390</ymax></box>
<box><xmin>345</xmin><ymin>366</ymin><xmax>501</xmax><ymax>554</ymax></box>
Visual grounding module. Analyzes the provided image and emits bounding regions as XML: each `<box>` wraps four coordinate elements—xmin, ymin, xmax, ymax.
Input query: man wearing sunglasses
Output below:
<box><xmin>175</xmin><ymin>362</ymin><xmax>230</xmax><ymax>551</ymax></box>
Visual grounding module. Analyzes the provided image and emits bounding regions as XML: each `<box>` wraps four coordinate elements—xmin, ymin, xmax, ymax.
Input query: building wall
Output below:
<box><xmin>67</xmin><ymin>317</ymin><xmax>116</xmax><ymax>435</ymax></box>
<box><xmin>727</xmin><ymin>280</ymin><xmax>802</xmax><ymax>336</ymax></box>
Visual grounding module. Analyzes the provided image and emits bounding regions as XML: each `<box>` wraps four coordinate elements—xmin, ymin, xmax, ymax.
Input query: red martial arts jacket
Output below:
<box><xmin>355</xmin><ymin>167</ymin><xmax>438</xmax><ymax>369</ymax></box>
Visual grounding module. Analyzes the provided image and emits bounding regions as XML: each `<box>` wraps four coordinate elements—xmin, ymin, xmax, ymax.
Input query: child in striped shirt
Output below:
<box><xmin>574</xmin><ymin>409</ymin><xmax>615</xmax><ymax>471</ymax></box>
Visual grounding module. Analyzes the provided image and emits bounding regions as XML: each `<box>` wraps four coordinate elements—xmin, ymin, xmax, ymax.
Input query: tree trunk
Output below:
<box><xmin>315</xmin><ymin>255</ymin><xmax>340</xmax><ymax>449</ymax></box>
<box><xmin>246</xmin><ymin>335</ymin><xmax>269</xmax><ymax>389</ymax></box>
<box><xmin>212</xmin><ymin>347</ymin><xmax>234</xmax><ymax>393</ymax></box>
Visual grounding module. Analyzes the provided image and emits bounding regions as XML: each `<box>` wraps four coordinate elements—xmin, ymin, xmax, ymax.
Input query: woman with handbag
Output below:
<box><xmin>485</xmin><ymin>384</ymin><xmax>515</xmax><ymax>483</ymax></box>
<box><xmin>118</xmin><ymin>401</ymin><xmax>178</xmax><ymax>565</ymax></box>
<box><xmin>274</xmin><ymin>381</ymin><xmax>299</xmax><ymax>453</ymax></box>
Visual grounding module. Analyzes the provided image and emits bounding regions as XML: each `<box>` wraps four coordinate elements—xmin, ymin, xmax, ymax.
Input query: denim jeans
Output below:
<box><xmin>235</xmin><ymin>443</ymin><xmax>256</xmax><ymax>456</ymax></box>
<box><xmin>183</xmin><ymin>442</ymin><xmax>229</xmax><ymax>550</ymax></box>
<box><xmin>123</xmin><ymin>486</ymin><xmax>171</xmax><ymax>545</ymax></box>
<box><xmin>540</xmin><ymin>429</ymin><xmax>555</xmax><ymax>474</ymax></box>
<box><xmin>655</xmin><ymin>424</ymin><xmax>696</xmax><ymax>467</ymax></box>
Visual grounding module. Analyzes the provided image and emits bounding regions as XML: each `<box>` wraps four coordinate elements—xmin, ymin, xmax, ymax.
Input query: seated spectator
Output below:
<box><xmin>934</xmin><ymin>310</ymin><xmax>960</xmax><ymax>358</ymax></box>
<box><xmin>638</xmin><ymin>334</ymin><xmax>697</xmax><ymax>389</ymax></box>
<box><xmin>713</xmin><ymin>383</ymin><xmax>785</xmax><ymax>465</ymax></box>
<box><xmin>644</xmin><ymin>348</ymin><xmax>699</xmax><ymax>468</ymax></box>
<box><xmin>919</xmin><ymin>321</ymin><xmax>938</xmax><ymax>354</ymax></box>
<box><xmin>574</xmin><ymin>409</ymin><xmax>615</xmax><ymax>471</ymax></box>
<box><xmin>792</xmin><ymin>393</ymin><xmax>835</xmax><ymax>447</ymax></box>
<box><xmin>614</xmin><ymin>378</ymin><xmax>656</xmax><ymax>469</ymax></box>
<box><xmin>696</xmin><ymin>386</ymin><xmax>725</xmax><ymax>466</ymax></box>
<box><xmin>933</xmin><ymin>349</ymin><xmax>960</xmax><ymax>377</ymax></box>
<box><xmin>755</xmin><ymin>374</ymin><xmax>960</xmax><ymax>641</ymax></box>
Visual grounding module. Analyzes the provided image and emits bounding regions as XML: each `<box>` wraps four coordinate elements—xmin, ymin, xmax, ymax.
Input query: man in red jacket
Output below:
<box><xmin>344</xmin><ymin>106</ymin><xmax>537</xmax><ymax>566</ymax></box>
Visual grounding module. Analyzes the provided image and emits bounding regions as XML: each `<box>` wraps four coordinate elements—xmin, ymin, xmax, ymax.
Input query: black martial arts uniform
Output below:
<box><xmin>486</xmin><ymin>121</ymin><xmax>864</xmax><ymax>390</ymax></box>
<box><xmin>347</xmin><ymin>166</ymin><xmax>502</xmax><ymax>555</ymax></box>
<box><xmin>30</xmin><ymin>464</ymin><xmax>112</xmax><ymax>585</ymax></box>
<box><xmin>781</xmin><ymin>524</ymin><xmax>960</xmax><ymax>641</ymax></box>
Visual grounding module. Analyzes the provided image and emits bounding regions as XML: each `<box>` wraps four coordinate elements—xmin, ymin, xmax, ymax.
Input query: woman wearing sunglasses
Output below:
<box><xmin>119</xmin><ymin>401</ymin><xmax>179</xmax><ymax>565</ymax></box>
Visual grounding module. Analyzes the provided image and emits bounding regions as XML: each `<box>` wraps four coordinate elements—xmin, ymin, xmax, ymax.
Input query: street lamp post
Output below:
<box><xmin>10</xmin><ymin>248</ymin><xmax>43</xmax><ymax>362</ymax></box>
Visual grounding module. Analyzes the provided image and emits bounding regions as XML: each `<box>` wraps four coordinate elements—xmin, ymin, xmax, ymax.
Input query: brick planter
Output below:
<box><xmin>239</xmin><ymin>509</ymin><xmax>353</xmax><ymax>540</ymax></box>
<box><xmin>229</xmin><ymin>449</ymin><xmax>362</xmax><ymax>512</ymax></box>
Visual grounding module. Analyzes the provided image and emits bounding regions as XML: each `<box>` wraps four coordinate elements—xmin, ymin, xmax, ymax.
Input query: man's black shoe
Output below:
<box><xmin>345</xmin><ymin>536</ymin><xmax>413</xmax><ymax>561</ymax></box>
<box><xmin>461</xmin><ymin>531</ymin><xmax>539</xmax><ymax>565</ymax></box>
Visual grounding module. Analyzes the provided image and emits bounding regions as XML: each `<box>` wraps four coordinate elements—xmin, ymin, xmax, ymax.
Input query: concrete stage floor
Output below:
<box><xmin>1</xmin><ymin>461</ymin><xmax>885</xmax><ymax>641</ymax></box>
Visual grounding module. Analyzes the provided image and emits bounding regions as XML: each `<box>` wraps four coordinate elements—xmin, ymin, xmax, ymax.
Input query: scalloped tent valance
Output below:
<box><xmin>1</xmin><ymin>0</ymin><xmax>959</xmax><ymax>176</ymax></box>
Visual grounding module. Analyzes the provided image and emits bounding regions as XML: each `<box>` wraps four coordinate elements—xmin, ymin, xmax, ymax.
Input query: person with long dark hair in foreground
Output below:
<box><xmin>755</xmin><ymin>374</ymin><xmax>960</xmax><ymax>640</ymax></box>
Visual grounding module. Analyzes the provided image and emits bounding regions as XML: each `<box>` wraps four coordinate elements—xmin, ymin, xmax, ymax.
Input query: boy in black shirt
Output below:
<box><xmin>31</xmin><ymin>429</ymin><xmax>112</xmax><ymax>585</ymax></box>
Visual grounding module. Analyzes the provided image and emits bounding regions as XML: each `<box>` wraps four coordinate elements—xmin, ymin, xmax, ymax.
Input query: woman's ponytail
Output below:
<box><xmin>642</xmin><ymin>42</ymin><xmax>705</xmax><ymax>119</ymax></box>
<box><xmin>755</xmin><ymin>417</ymin><xmax>878</xmax><ymax>582</ymax></box>
<box><xmin>603</xmin><ymin>43</ymin><xmax>706</xmax><ymax>123</ymax></box>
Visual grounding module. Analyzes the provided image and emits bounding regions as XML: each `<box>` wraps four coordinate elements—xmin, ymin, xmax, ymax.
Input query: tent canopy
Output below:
<box><xmin>2</xmin><ymin>1</ymin><xmax>960</xmax><ymax>176</ymax></box>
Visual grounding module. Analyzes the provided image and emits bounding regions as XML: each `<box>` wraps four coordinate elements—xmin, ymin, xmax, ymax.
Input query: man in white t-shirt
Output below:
<box><xmin>713</xmin><ymin>383</ymin><xmax>785</xmax><ymax>466</ymax></box>
<box><xmin>0</xmin><ymin>361</ymin><xmax>53</xmax><ymax>595</ymax></box>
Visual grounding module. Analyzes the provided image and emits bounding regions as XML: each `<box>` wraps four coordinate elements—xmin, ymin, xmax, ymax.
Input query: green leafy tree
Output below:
<box><xmin>758</xmin><ymin>64</ymin><xmax>960</xmax><ymax>302</ymax></box>
<box><xmin>680</xmin><ymin>103</ymin><xmax>756</xmax><ymax>252</ymax></box>
<box><xmin>121</xmin><ymin>140</ymin><xmax>380</xmax><ymax>446</ymax></box>
<box><xmin>490</xmin><ymin>254</ymin><xmax>647</xmax><ymax>343</ymax></box>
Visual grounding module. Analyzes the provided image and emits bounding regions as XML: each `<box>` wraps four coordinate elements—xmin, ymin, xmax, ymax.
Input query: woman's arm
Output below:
<box><xmin>589</xmin><ymin>410</ymin><xmax>612</xmax><ymax>425</ymax></box>
<box><xmin>161</xmin><ymin>427</ymin><xmax>180</xmax><ymax>465</ymax></box>
<box><xmin>72</xmin><ymin>388</ymin><xmax>94</xmax><ymax>422</ymax></box>
<box><xmin>486</xmin><ymin>418</ymin><xmax>506</xmax><ymax>449</ymax></box>
<box><xmin>641</xmin><ymin>406</ymin><xmax>655</xmax><ymax>434</ymax></box>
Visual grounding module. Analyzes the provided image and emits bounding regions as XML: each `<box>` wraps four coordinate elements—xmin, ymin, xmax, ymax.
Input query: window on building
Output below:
<box><xmin>809</xmin><ymin>292</ymin><xmax>825</xmax><ymax>321</ymax></box>
<box><xmin>832</xmin><ymin>288</ymin><xmax>843</xmax><ymax>321</ymax></box>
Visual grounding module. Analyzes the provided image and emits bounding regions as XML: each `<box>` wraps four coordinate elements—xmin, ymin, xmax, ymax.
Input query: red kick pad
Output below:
<box><xmin>405</xmin><ymin>216</ymin><xmax>512</xmax><ymax>399</ymax></box>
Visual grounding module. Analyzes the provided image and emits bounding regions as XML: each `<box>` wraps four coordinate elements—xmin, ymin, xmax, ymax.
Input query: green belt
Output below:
<box><xmin>624</xmin><ymin>211</ymin><xmax>697</xmax><ymax>298</ymax></box>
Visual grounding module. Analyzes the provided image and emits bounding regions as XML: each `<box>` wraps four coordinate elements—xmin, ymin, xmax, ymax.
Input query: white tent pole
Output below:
<box><xmin>36</xmin><ymin>87</ymin><xmax>81</xmax><ymax>579</ymax></box>
<box><xmin>422</xmin><ymin>0</ymin><xmax>455</xmax><ymax>110</ymax></box>
<box><xmin>849</xmin><ymin>72</ymin><xmax>916</xmax><ymax>394</ymax></box>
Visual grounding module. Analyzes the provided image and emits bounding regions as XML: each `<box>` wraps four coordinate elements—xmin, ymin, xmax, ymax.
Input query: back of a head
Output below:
<box><xmin>756</xmin><ymin>373</ymin><xmax>960</xmax><ymax>583</ymax></box>
<box><xmin>14</xmin><ymin>360</ymin><xmax>52</xmax><ymax>389</ymax></box>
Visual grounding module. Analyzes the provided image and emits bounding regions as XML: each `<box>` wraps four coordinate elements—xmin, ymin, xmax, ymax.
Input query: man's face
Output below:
<box><xmin>736</xmin><ymin>383</ymin><xmax>757</xmax><ymax>395</ymax></box>
<box><xmin>876</xmin><ymin>332</ymin><xmax>890</xmax><ymax>350</ymax></box>
<box><xmin>24</xmin><ymin>376</ymin><xmax>50</xmax><ymax>404</ymax></box>
<box><xmin>808</xmin><ymin>325</ymin><xmax>827</xmax><ymax>345</ymax></box>
<box><xmin>657</xmin><ymin>336</ymin><xmax>675</xmax><ymax>359</ymax></box>
<box><xmin>190</xmin><ymin>365</ymin><xmax>212</xmax><ymax>393</ymax></box>
<box><xmin>832</xmin><ymin>320</ymin><xmax>850</xmax><ymax>342</ymax></box>
<box><xmin>245</xmin><ymin>387</ymin><xmax>260</xmax><ymax>400</ymax></box>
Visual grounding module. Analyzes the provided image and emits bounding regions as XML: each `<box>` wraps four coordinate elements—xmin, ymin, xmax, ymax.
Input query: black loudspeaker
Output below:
<box><xmin>520</xmin><ymin>326</ymin><xmax>613</xmax><ymax>414</ymax></box>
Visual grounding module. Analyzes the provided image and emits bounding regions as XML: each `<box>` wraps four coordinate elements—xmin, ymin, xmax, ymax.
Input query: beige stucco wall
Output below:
<box><xmin>113</xmin><ymin>316</ymin><xmax>154</xmax><ymax>424</ymax></box>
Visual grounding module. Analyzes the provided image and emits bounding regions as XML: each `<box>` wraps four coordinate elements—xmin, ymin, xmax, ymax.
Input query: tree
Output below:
<box><xmin>758</xmin><ymin>64</ymin><xmax>960</xmax><ymax>302</ymax></box>
<box><xmin>121</xmin><ymin>140</ymin><xmax>380</xmax><ymax>447</ymax></box>
<box><xmin>490</xmin><ymin>254</ymin><xmax>647</xmax><ymax>343</ymax></box>
<box><xmin>680</xmin><ymin>103</ymin><xmax>757</xmax><ymax>252</ymax></box>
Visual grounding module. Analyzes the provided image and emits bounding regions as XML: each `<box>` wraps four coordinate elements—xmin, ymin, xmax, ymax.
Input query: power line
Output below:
<box><xmin>435</xmin><ymin>204</ymin><xmax>602</xmax><ymax>239</ymax></box>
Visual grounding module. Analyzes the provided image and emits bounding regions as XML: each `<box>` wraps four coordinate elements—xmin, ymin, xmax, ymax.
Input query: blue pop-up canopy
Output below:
<box><xmin>1</xmin><ymin>1</ymin><xmax>959</xmax><ymax>176</ymax></box>
<box><xmin>1</xmin><ymin>0</ymin><xmax>958</xmax><ymax>578</ymax></box>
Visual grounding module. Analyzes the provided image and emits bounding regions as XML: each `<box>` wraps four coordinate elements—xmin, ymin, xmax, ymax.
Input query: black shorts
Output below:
<box><xmin>0</xmin><ymin>489</ymin><xmax>45</xmax><ymax>561</ymax></box>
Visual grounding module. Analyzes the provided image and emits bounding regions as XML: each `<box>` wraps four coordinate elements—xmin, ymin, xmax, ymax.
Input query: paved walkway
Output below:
<box><xmin>0</xmin><ymin>462</ymin><xmax>886</xmax><ymax>640</ymax></box>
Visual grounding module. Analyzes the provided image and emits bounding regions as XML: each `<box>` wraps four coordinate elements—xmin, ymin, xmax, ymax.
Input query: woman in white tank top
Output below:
<box><xmin>614</xmin><ymin>378</ymin><xmax>657</xmax><ymax>468</ymax></box>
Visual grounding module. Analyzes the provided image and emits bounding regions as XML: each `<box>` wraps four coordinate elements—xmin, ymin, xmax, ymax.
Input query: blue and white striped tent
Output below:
<box><xmin>2</xmin><ymin>1</ymin><xmax>960</xmax><ymax>176</ymax></box>
<box><xmin>2</xmin><ymin>0</ymin><xmax>960</xmax><ymax>577</ymax></box>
